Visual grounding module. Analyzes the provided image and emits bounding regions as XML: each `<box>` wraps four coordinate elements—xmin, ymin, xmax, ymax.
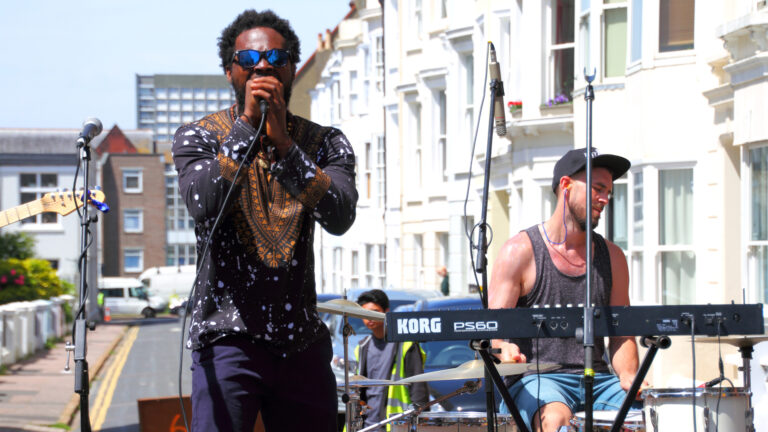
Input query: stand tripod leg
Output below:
<box><xmin>609</xmin><ymin>336</ymin><xmax>669</xmax><ymax>432</ymax></box>
<box><xmin>477</xmin><ymin>349</ymin><xmax>530</xmax><ymax>432</ymax></box>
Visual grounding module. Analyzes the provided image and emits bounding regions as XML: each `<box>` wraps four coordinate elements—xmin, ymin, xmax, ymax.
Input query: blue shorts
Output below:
<box><xmin>499</xmin><ymin>373</ymin><xmax>634</xmax><ymax>432</ymax></box>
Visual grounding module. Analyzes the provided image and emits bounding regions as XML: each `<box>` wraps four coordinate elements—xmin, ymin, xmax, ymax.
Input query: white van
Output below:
<box><xmin>98</xmin><ymin>277</ymin><xmax>167</xmax><ymax>318</ymax></box>
<box><xmin>138</xmin><ymin>266</ymin><xmax>196</xmax><ymax>313</ymax></box>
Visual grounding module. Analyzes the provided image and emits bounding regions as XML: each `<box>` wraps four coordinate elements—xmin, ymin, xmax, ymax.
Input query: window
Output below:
<box><xmin>376</xmin><ymin>136</ymin><xmax>386</xmax><ymax>209</ymax></box>
<box><xmin>166</xmin><ymin>244</ymin><xmax>196</xmax><ymax>266</ymax></box>
<box><xmin>541</xmin><ymin>185</ymin><xmax>557</xmax><ymax>221</ymax></box>
<box><xmin>364</xmin><ymin>142</ymin><xmax>372</xmax><ymax>200</ymax></box>
<box><xmin>19</xmin><ymin>173</ymin><xmax>58</xmax><ymax>224</ymax></box>
<box><xmin>549</xmin><ymin>0</ymin><xmax>575</xmax><ymax>102</ymax></box>
<box><xmin>630</xmin><ymin>0</ymin><xmax>643</xmax><ymax>63</ymax></box>
<box><xmin>124</xmin><ymin>248</ymin><xmax>143</xmax><ymax>273</ymax></box>
<box><xmin>658</xmin><ymin>169</ymin><xmax>695</xmax><ymax>304</ymax></box>
<box><xmin>333</xmin><ymin>247</ymin><xmax>343</xmax><ymax>291</ymax></box>
<box><xmin>123</xmin><ymin>209</ymin><xmax>143</xmax><ymax>233</ymax></box>
<box><xmin>435</xmin><ymin>90</ymin><xmax>448</xmax><ymax>183</ymax></box>
<box><xmin>437</xmin><ymin>232</ymin><xmax>449</xmax><ymax>271</ymax></box>
<box><xmin>413</xmin><ymin>234</ymin><xmax>424</xmax><ymax>289</ymax></box>
<box><xmin>349</xmin><ymin>71</ymin><xmax>358</xmax><ymax>116</ymax></box>
<box><xmin>378</xmin><ymin>244</ymin><xmax>387</xmax><ymax>288</ymax></box>
<box><xmin>629</xmin><ymin>171</ymin><xmax>645</xmax><ymax>302</ymax></box>
<box><xmin>366</xmin><ymin>244</ymin><xmax>375</xmax><ymax>287</ymax></box>
<box><xmin>747</xmin><ymin>146</ymin><xmax>768</xmax><ymax>303</ymax></box>
<box><xmin>659</xmin><ymin>0</ymin><xmax>694</xmax><ymax>52</ymax></box>
<box><xmin>414</xmin><ymin>0</ymin><xmax>423</xmax><ymax>40</ymax></box>
<box><xmin>165</xmin><ymin>173</ymin><xmax>193</xmax><ymax>231</ymax></box>
<box><xmin>608</xmin><ymin>181</ymin><xmax>628</xmax><ymax>250</ymax></box>
<box><xmin>156</xmin><ymin>88</ymin><xmax>168</xmax><ymax>99</ymax></box>
<box><xmin>123</xmin><ymin>169</ymin><xmax>142</xmax><ymax>193</ymax></box>
<box><xmin>461</xmin><ymin>54</ymin><xmax>475</xmax><ymax>149</ymax></box>
<box><xmin>169</xmin><ymin>88</ymin><xmax>180</xmax><ymax>99</ymax></box>
<box><xmin>410</xmin><ymin>102</ymin><xmax>423</xmax><ymax>188</ymax></box>
<box><xmin>603</xmin><ymin>1</ymin><xmax>627</xmax><ymax>78</ymax></box>
<box><xmin>375</xmin><ymin>36</ymin><xmax>384</xmax><ymax>90</ymax></box>
<box><xmin>351</xmin><ymin>250</ymin><xmax>360</xmax><ymax>289</ymax></box>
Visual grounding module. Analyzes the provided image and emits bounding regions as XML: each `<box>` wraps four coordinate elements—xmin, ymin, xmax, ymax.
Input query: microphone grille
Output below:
<box><xmin>495</xmin><ymin>124</ymin><xmax>507</xmax><ymax>137</ymax></box>
<box><xmin>83</xmin><ymin>117</ymin><xmax>103</xmax><ymax>137</ymax></box>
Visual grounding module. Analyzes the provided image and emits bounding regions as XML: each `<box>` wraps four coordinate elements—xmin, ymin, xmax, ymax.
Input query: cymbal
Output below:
<box><xmin>397</xmin><ymin>359</ymin><xmax>560</xmax><ymax>383</ymax></box>
<box><xmin>338</xmin><ymin>375</ymin><xmax>401</xmax><ymax>387</ymax></box>
<box><xmin>694</xmin><ymin>335</ymin><xmax>768</xmax><ymax>348</ymax></box>
<box><xmin>317</xmin><ymin>299</ymin><xmax>386</xmax><ymax>321</ymax></box>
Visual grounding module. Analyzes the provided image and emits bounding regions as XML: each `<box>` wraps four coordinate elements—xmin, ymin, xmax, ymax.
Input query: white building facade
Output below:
<box><xmin>309</xmin><ymin>0</ymin><xmax>768</xmax><ymax>409</ymax></box>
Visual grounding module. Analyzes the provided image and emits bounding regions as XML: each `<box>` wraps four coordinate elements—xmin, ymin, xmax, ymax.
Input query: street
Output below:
<box><xmin>74</xmin><ymin>316</ymin><xmax>192</xmax><ymax>432</ymax></box>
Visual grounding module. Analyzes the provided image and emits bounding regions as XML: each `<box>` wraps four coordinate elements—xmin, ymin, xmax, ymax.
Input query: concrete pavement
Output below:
<box><xmin>0</xmin><ymin>322</ymin><xmax>127</xmax><ymax>432</ymax></box>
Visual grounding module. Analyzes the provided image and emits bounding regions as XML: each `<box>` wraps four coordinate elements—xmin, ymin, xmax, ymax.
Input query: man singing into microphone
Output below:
<box><xmin>172</xmin><ymin>9</ymin><xmax>357</xmax><ymax>432</ymax></box>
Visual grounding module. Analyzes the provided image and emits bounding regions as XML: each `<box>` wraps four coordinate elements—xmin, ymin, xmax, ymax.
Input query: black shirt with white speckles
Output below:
<box><xmin>172</xmin><ymin>109</ymin><xmax>357</xmax><ymax>356</ymax></box>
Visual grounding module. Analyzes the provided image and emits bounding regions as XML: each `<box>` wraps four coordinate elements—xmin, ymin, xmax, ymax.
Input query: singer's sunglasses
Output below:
<box><xmin>232</xmin><ymin>49</ymin><xmax>290</xmax><ymax>69</ymax></box>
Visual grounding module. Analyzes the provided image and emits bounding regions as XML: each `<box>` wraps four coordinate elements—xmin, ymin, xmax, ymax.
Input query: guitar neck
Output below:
<box><xmin>0</xmin><ymin>200</ymin><xmax>45</xmax><ymax>228</ymax></box>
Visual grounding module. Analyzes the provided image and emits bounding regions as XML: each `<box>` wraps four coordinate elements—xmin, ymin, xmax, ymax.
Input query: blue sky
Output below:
<box><xmin>0</xmin><ymin>0</ymin><xmax>350</xmax><ymax>130</ymax></box>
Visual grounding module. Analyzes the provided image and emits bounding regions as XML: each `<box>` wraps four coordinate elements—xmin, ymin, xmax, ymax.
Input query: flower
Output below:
<box><xmin>0</xmin><ymin>275</ymin><xmax>6</xmax><ymax>284</ymax></box>
<box><xmin>508</xmin><ymin>100</ymin><xmax>523</xmax><ymax>113</ymax></box>
<box><xmin>547</xmin><ymin>93</ymin><xmax>570</xmax><ymax>107</ymax></box>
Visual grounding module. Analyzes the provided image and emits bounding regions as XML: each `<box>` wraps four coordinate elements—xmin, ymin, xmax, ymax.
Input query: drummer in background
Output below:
<box><xmin>489</xmin><ymin>148</ymin><xmax>643</xmax><ymax>432</ymax></box>
<box><xmin>355</xmin><ymin>289</ymin><xmax>429</xmax><ymax>431</ymax></box>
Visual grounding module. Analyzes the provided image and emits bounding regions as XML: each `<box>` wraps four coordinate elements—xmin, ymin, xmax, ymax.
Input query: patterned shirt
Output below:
<box><xmin>172</xmin><ymin>106</ymin><xmax>357</xmax><ymax>356</ymax></box>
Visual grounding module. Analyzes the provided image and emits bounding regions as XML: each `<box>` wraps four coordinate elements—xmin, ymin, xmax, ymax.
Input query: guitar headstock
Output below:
<box><xmin>41</xmin><ymin>189</ymin><xmax>107</xmax><ymax>216</ymax></box>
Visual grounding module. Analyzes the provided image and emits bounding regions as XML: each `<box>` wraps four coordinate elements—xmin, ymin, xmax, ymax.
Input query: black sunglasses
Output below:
<box><xmin>232</xmin><ymin>49</ymin><xmax>290</xmax><ymax>68</ymax></box>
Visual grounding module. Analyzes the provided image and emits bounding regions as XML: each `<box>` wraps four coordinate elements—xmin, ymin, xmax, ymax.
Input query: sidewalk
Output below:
<box><xmin>0</xmin><ymin>323</ymin><xmax>127</xmax><ymax>432</ymax></box>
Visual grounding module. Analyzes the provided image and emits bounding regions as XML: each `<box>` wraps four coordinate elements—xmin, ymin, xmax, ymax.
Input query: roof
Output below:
<box><xmin>0</xmin><ymin>127</ymin><xmax>154</xmax><ymax>154</ymax></box>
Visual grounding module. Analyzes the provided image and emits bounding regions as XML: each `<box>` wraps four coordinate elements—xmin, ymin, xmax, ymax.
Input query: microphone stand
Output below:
<box><xmin>72</xmin><ymin>140</ymin><xmax>95</xmax><ymax>432</ymax></box>
<box><xmin>472</xmin><ymin>59</ymin><xmax>529</xmax><ymax>432</ymax></box>
<box><xmin>582</xmin><ymin>69</ymin><xmax>597</xmax><ymax>432</ymax></box>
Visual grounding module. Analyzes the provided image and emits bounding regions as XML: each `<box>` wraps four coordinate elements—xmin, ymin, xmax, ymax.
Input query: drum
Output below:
<box><xmin>391</xmin><ymin>411</ymin><xmax>516</xmax><ymax>431</ymax></box>
<box><xmin>641</xmin><ymin>387</ymin><xmax>752</xmax><ymax>432</ymax></box>
<box><xmin>570</xmin><ymin>410</ymin><xmax>645</xmax><ymax>431</ymax></box>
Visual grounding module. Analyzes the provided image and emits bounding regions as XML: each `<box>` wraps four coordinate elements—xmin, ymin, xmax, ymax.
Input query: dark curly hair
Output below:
<box><xmin>218</xmin><ymin>9</ymin><xmax>301</xmax><ymax>72</ymax></box>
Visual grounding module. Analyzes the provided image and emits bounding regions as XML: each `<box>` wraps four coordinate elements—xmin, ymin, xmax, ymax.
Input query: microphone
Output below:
<box><xmin>258</xmin><ymin>99</ymin><xmax>269</xmax><ymax>115</ymax></box>
<box><xmin>76</xmin><ymin>118</ymin><xmax>103</xmax><ymax>147</ymax></box>
<box><xmin>488</xmin><ymin>43</ymin><xmax>506</xmax><ymax>137</ymax></box>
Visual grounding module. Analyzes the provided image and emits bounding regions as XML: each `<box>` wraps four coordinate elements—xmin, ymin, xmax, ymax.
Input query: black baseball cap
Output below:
<box><xmin>552</xmin><ymin>147</ymin><xmax>631</xmax><ymax>193</ymax></box>
<box><xmin>357</xmin><ymin>289</ymin><xmax>390</xmax><ymax>311</ymax></box>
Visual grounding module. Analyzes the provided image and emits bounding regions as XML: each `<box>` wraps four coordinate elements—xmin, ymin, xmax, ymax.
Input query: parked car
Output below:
<box><xmin>399</xmin><ymin>295</ymin><xmax>503</xmax><ymax>413</ymax></box>
<box><xmin>98</xmin><ymin>277</ymin><xmax>167</xmax><ymax>318</ymax></box>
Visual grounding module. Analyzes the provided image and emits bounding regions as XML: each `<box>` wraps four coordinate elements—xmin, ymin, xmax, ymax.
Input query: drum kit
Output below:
<box><xmin>318</xmin><ymin>298</ymin><xmax>767</xmax><ymax>432</ymax></box>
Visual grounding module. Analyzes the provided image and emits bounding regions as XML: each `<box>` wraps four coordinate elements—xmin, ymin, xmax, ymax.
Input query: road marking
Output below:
<box><xmin>91</xmin><ymin>326</ymin><xmax>140</xmax><ymax>430</ymax></box>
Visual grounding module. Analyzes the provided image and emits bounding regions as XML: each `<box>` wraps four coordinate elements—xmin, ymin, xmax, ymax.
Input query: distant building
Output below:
<box><xmin>135</xmin><ymin>74</ymin><xmax>235</xmax><ymax>267</ymax></box>
<box><xmin>95</xmin><ymin>126</ymin><xmax>165</xmax><ymax>277</ymax></box>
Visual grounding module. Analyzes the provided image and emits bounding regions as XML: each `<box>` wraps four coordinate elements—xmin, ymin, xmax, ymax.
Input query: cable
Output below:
<box><xmin>463</xmin><ymin>42</ymin><xmax>490</xmax><ymax>294</ymax></box>
<box><xmin>534</xmin><ymin>321</ymin><xmax>544</xmax><ymax>430</ymax></box>
<box><xmin>176</xmin><ymin>111</ymin><xmax>268</xmax><ymax>431</ymax></box>
<box><xmin>690</xmin><ymin>315</ymin><xmax>697</xmax><ymax>432</ymax></box>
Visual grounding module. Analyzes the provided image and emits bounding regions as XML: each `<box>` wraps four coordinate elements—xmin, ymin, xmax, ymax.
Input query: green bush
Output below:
<box><xmin>0</xmin><ymin>258</ymin><xmax>72</xmax><ymax>304</ymax></box>
<box><xmin>0</xmin><ymin>231</ymin><xmax>36</xmax><ymax>260</ymax></box>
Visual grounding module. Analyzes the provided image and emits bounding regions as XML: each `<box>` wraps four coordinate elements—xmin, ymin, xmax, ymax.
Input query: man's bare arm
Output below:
<box><xmin>606</xmin><ymin>241</ymin><xmax>640</xmax><ymax>391</ymax></box>
<box><xmin>489</xmin><ymin>233</ymin><xmax>534</xmax><ymax>363</ymax></box>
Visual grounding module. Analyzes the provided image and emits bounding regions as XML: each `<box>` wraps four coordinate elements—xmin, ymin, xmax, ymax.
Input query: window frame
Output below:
<box><xmin>123</xmin><ymin>208</ymin><xmax>144</xmax><ymax>233</ymax></box>
<box><xmin>123</xmin><ymin>248</ymin><xmax>144</xmax><ymax>273</ymax></box>
<box><xmin>122</xmin><ymin>168</ymin><xmax>143</xmax><ymax>194</ymax></box>
<box><xmin>18</xmin><ymin>173</ymin><xmax>59</xmax><ymax>226</ymax></box>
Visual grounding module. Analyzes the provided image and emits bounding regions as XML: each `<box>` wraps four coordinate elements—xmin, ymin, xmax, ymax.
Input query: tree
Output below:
<box><xmin>0</xmin><ymin>231</ymin><xmax>36</xmax><ymax>260</ymax></box>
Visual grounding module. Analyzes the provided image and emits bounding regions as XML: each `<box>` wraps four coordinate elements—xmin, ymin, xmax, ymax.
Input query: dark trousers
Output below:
<box><xmin>191</xmin><ymin>334</ymin><xmax>337</xmax><ymax>432</ymax></box>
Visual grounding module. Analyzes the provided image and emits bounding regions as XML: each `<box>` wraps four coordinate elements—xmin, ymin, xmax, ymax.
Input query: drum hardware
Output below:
<box><xmin>571</xmin><ymin>410</ymin><xmax>644</xmax><ymax>431</ymax></box>
<box><xmin>641</xmin><ymin>387</ymin><xmax>752</xmax><ymax>432</ymax></box>
<box><xmin>356</xmin><ymin>379</ymin><xmax>481</xmax><ymax>432</ymax></box>
<box><xmin>317</xmin><ymin>297</ymin><xmax>386</xmax><ymax>432</ymax></box>
<box><xmin>695</xmin><ymin>335</ymin><xmax>768</xmax><ymax>392</ymax></box>
<box><xmin>396</xmin><ymin>359</ymin><xmax>559</xmax><ymax>384</ymax></box>
<box><xmin>393</xmin><ymin>411</ymin><xmax>515</xmax><ymax>432</ymax></box>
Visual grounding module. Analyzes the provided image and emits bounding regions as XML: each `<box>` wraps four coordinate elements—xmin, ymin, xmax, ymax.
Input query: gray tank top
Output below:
<box><xmin>511</xmin><ymin>225</ymin><xmax>613</xmax><ymax>374</ymax></box>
